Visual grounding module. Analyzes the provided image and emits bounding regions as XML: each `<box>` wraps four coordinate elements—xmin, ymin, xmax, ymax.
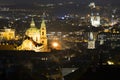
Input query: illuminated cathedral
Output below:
<box><xmin>17</xmin><ymin>18</ymin><xmax>48</xmax><ymax>52</ymax></box>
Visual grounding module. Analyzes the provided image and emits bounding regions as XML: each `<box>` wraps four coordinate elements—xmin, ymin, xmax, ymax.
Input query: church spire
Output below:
<box><xmin>41</xmin><ymin>12</ymin><xmax>46</xmax><ymax>27</ymax></box>
<box><xmin>30</xmin><ymin>18</ymin><xmax>35</xmax><ymax>28</ymax></box>
<box><xmin>41</xmin><ymin>19</ymin><xmax>46</xmax><ymax>27</ymax></box>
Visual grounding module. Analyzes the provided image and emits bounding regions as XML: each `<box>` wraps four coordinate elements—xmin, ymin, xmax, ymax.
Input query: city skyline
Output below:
<box><xmin>0</xmin><ymin>0</ymin><xmax>120</xmax><ymax>80</ymax></box>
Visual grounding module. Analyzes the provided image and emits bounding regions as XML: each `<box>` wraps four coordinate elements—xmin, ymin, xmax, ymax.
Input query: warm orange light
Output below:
<box><xmin>52</xmin><ymin>42</ymin><xmax>59</xmax><ymax>48</ymax></box>
<box><xmin>51</xmin><ymin>41</ymin><xmax>62</xmax><ymax>50</ymax></box>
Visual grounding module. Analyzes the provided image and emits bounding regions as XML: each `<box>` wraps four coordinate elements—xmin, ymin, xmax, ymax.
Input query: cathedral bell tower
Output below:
<box><xmin>88</xmin><ymin>32</ymin><xmax>95</xmax><ymax>49</ymax></box>
<box><xmin>40</xmin><ymin>19</ymin><xmax>48</xmax><ymax>51</ymax></box>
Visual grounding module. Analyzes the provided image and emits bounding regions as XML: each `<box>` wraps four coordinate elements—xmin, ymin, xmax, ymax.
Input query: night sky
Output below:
<box><xmin>0</xmin><ymin>0</ymin><xmax>119</xmax><ymax>5</ymax></box>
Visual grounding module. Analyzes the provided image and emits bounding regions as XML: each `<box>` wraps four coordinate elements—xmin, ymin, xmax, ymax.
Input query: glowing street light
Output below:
<box><xmin>52</xmin><ymin>42</ymin><xmax>59</xmax><ymax>48</ymax></box>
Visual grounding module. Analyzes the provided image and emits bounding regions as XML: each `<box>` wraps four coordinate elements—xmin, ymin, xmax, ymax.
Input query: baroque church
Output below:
<box><xmin>17</xmin><ymin>18</ymin><xmax>48</xmax><ymax>52</ymax></box>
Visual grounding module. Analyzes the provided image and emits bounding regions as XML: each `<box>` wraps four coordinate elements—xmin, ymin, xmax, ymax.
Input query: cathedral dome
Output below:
<box><xmin>25</xmin><ymin>18</ymin><xmax>39</xmax><ymax>36</ymax></box>
<box><xmin>25</xmin><ymin>18</ymin><xmax>40</xmax><ymax>43</ymax></box>
<box><xmin>25</xmin><ymin>27</ymin><xmax>39</xmax><ymax>36</ymax></box>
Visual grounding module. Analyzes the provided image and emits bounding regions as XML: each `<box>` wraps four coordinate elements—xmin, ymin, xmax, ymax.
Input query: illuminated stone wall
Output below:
<box><xmin>0</xmin><ymin>28</ymin><xmax>15</xmax><ymax>40</ymax></box>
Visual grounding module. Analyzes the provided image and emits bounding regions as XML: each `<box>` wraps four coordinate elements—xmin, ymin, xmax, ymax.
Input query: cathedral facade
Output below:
<box><xmin>17</xmin><ymin>18</ymin><xmax>48</xmax><ymax>52</ymax></box>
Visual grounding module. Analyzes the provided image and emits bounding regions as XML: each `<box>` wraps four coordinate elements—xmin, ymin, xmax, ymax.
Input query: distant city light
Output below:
<box><xmin>107</xmin><ymin>61</ymin><xmax>114</xmax><ymax>65</ymax></box>
<box><xmin>72</xmin><ymin>70</ymin><xmax>75</xmax><ymax>72</ymax></box>
<box><xmin>61</xmin><ymin>17</ymin><xmax>65</xmax><ymax>20</ymax></box>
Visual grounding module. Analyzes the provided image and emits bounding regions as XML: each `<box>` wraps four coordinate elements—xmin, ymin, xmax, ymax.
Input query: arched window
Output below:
<box><xmin>42</xmin><ymin>28</ymin><xmax>44</xmax><ymax>30</ymax></box>
<box><xmin>42</xmin><ymin>41</ymin><xmax>44</xmax><ymax>44</ymax></box>
<box><xmin>42</xmin><ymin>32</ymin><xmax>44</xmax><ymax>35</ymax></box>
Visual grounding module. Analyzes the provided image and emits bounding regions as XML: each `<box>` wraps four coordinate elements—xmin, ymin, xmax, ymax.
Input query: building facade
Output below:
<box><xmin>17</xmin><ymin>18</ymin><xmax>48</xmax><ymax>52</ymax></box>
<box><xmin>91</xmin><ymin>13</ymin><xmax>100</xmax><ymax>27</ymax></box>
<box><xmin>0</xmin><ymin>28</ymin><xmax>15</xmax><ymax>41</ymax></box>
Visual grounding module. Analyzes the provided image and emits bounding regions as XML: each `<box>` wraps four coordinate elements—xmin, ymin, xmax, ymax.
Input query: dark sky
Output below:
<box><xmin>0</xmin><ymin>0</ymin><xmax>119</xmax><ymax>4</ymax></box>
